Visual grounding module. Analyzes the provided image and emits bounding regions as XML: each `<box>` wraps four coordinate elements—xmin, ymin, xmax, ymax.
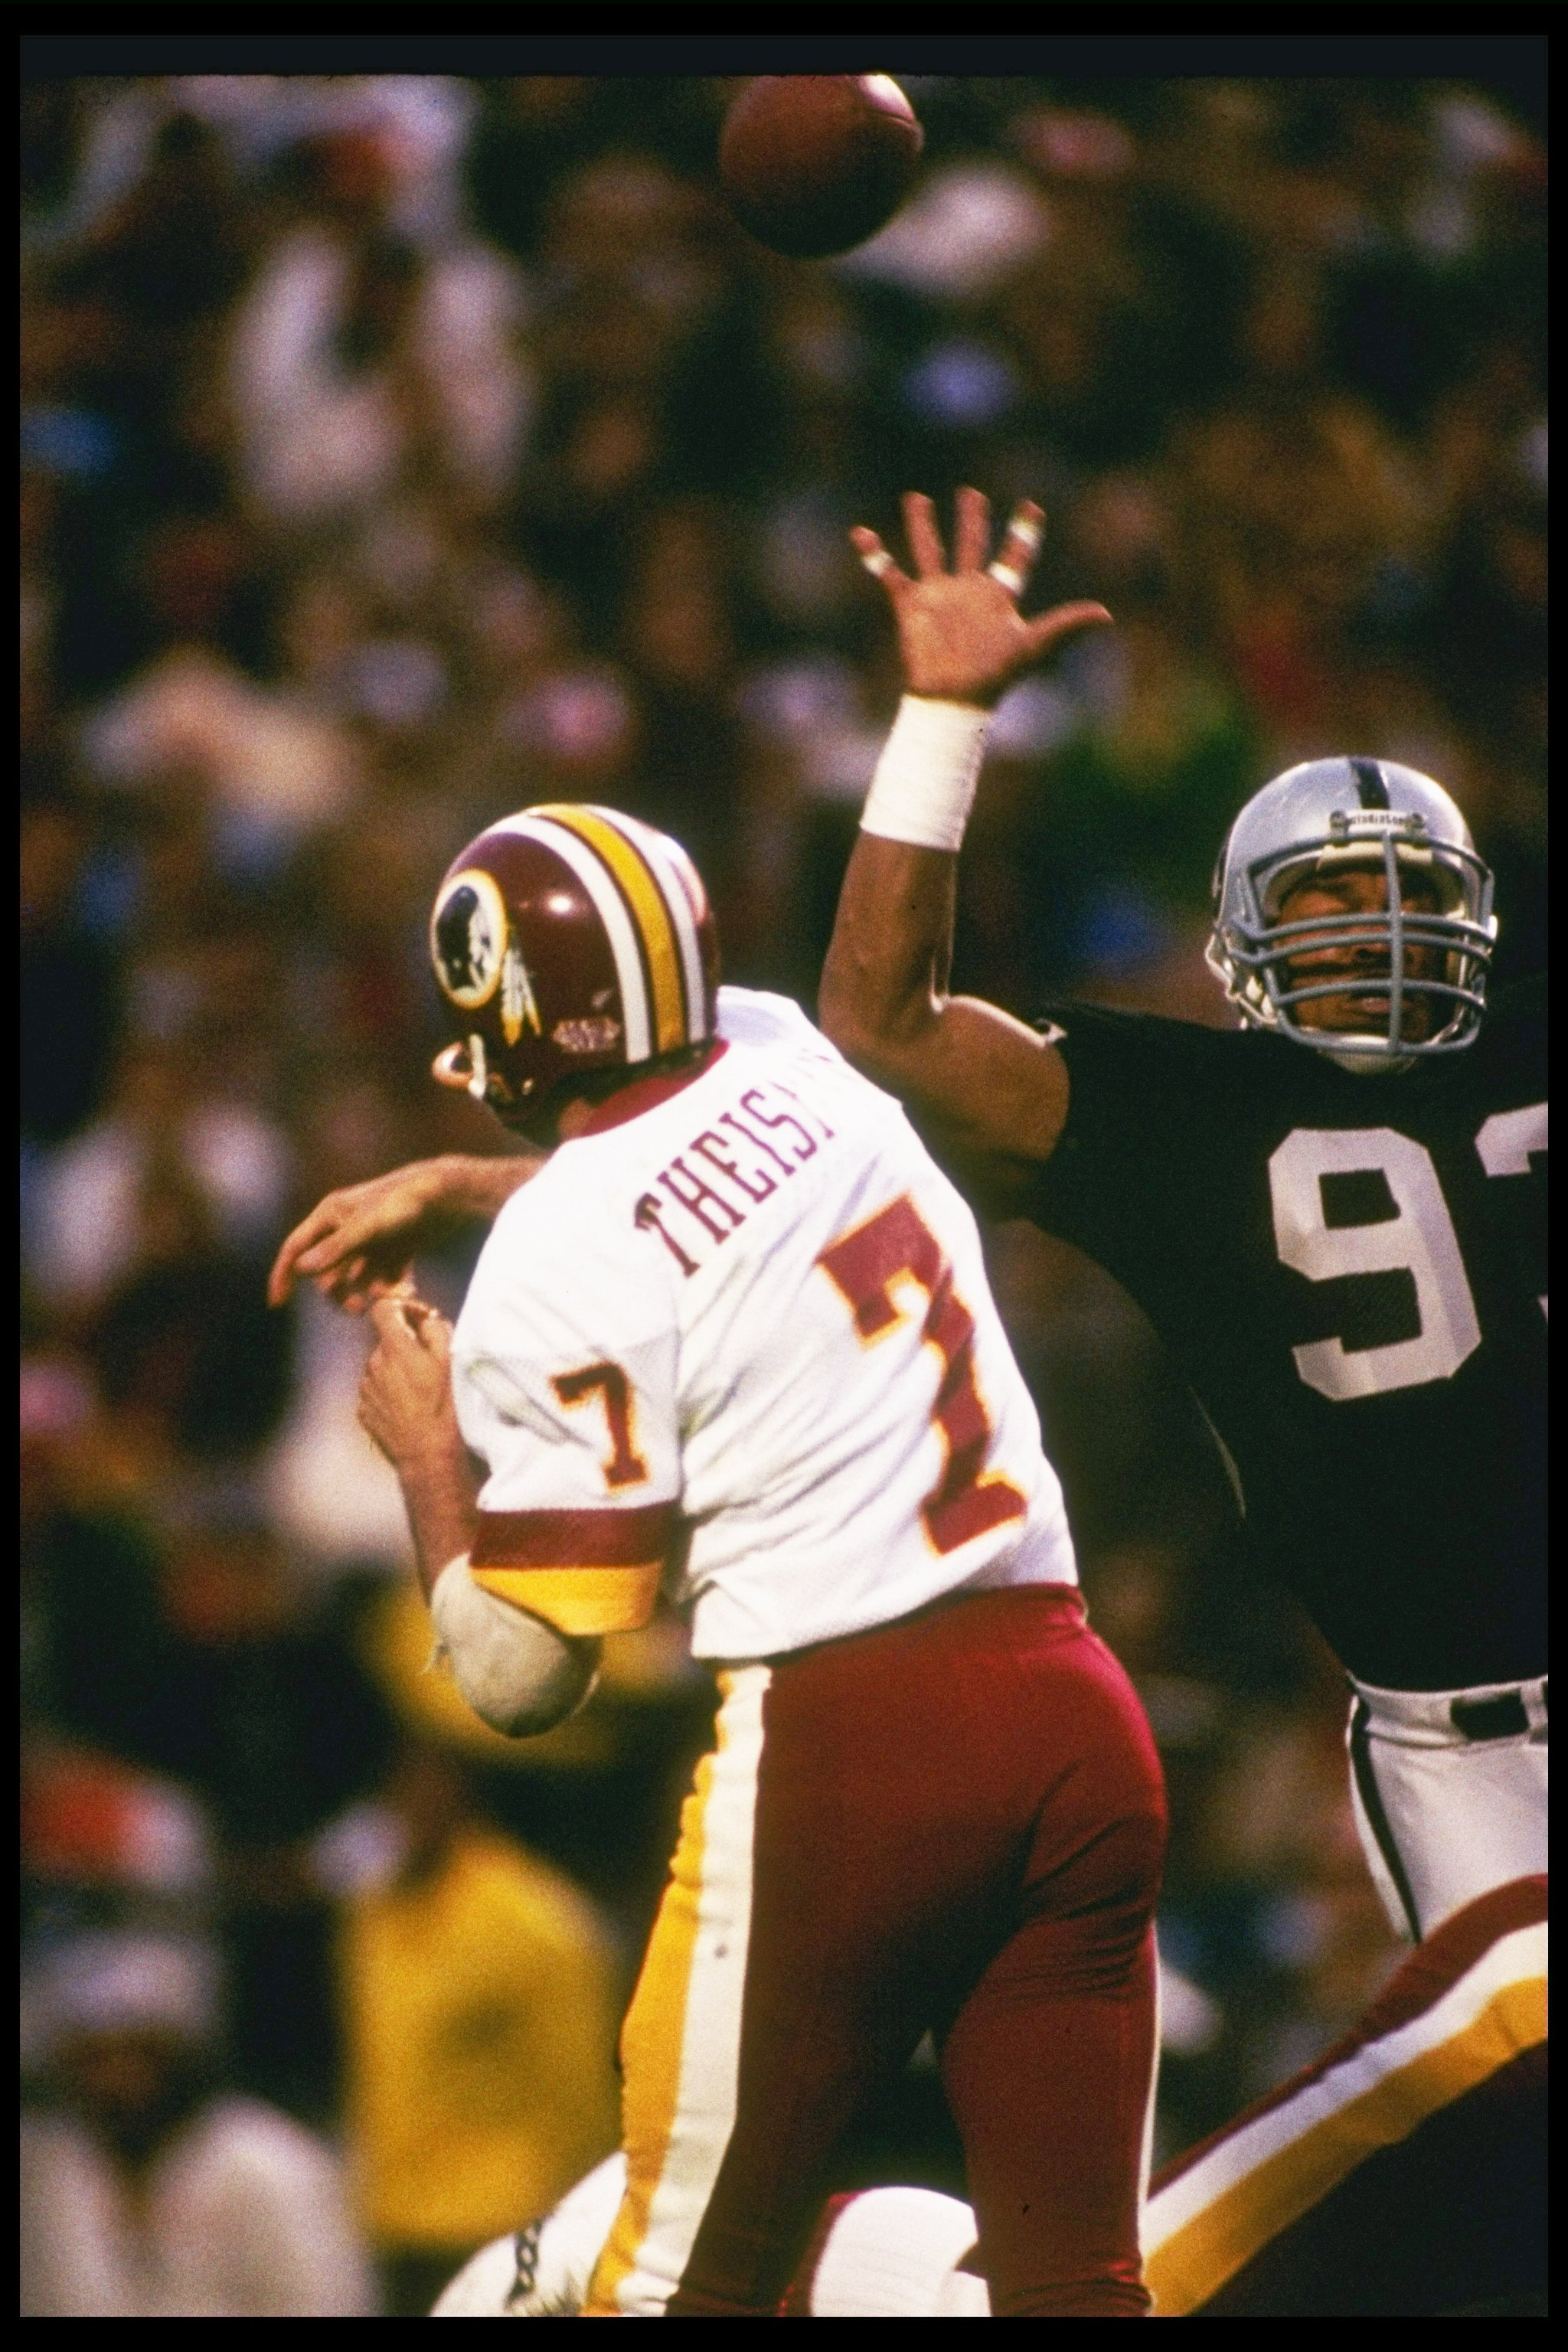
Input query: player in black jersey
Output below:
<box><xmin>816</xmin><ymin>488</ymin><xmax>1545</xmax><ymax>2315</ymax></box>
<box><xmin>822</xmin><ymin>486</ymin><xmax>1546</xmax><ymax>1949</ymax></box>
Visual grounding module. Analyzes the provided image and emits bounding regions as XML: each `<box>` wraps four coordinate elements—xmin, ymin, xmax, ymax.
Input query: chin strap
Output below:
<box><xmin>431</xmin><ymin>1035</ymin><xmax>496</xmax><ymax>1104</ymax></box>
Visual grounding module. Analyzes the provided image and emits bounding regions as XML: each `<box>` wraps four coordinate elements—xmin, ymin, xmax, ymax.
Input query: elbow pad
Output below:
<box><xmin>430</xmin><ymin>1557</ymin><xmax>600</xmax><ymax>1738</ymax></box>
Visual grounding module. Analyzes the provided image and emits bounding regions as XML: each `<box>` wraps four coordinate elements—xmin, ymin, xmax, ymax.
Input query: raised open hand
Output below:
<box><xmin>267</xmin><ymin>1153</ymin><xmax>539</xmax><ymax>1315</ymax></box>
<box><xmin>268</xmin><ymin>1161</ymin><xmax>450</xmax><ymax>1315</ymax></box>
<box><xmin>851</xmin><ymin>488</ymin><xmax>1111</xmax><ymax>708</ymax></box>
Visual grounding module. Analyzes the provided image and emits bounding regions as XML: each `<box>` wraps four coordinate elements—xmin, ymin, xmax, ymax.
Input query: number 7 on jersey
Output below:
<box><xmin>553</xmin><ymin>1361</ymin><xmax>650</xmax><ymax>1489</ymax></box>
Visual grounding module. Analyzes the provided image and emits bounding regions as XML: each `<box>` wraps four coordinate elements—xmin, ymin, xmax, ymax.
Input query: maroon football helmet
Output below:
<box><xmin>428</xmin><ymin>804</ymin><xmax>720</xmax><ymax>1120</ymax></box>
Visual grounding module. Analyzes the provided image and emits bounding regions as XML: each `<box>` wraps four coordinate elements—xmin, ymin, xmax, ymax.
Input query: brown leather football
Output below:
<box><xmin>719</xmin><ymin>76</ymin><xmax>924</xmax><ymax>260</ymax></box>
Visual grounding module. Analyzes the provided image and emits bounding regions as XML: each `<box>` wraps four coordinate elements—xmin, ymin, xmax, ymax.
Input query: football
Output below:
<box><xmin>719</xmin><ymin>75</ymin><xmax>924</xmax><ymax>260</ymax></box>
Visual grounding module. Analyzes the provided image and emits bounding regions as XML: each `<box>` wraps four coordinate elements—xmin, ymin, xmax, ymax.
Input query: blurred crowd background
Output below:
<box><xmin>21</xmin><ymin>71</ymin><xmax>1546</xmax><ymax>2314</ymax></box>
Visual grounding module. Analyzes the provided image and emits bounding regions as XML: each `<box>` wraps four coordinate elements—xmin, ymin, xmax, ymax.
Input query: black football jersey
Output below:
<box><xmin>1017</xmin><ymin>975</ymin><xmax>1546</xmax><ymax>1691</ymax></box>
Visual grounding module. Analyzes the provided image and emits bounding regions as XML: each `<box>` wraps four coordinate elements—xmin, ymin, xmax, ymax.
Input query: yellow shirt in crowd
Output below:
<box><xmin>339</xmin><ymin>1827</ymin><xmax>622</xmax><ymax>2255</ymax></box>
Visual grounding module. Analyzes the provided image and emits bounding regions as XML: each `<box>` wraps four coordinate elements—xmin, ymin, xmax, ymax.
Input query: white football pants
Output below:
<box><xmin>1346</xmin><ymin>1672</ymin><xmax>1548</xmax><ymax>1942</ymax></box>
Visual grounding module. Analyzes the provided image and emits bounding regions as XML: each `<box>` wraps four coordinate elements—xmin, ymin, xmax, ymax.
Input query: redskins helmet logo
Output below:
<box><xmin>431</xmin><ymin>869</ymin><xmax>509</xmax><ymax>1009</ymax></box>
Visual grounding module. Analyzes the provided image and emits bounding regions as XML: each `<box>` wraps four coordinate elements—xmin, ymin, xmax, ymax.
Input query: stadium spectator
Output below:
<box><xmin>329</xmin><ymin>1737</ymin><xmax>622</xmax><ymax>2316</ymax></box>
<box><xmin>20</xmin><ymin>1930</ymin><xmax>377</xmax><ymax>2316</ymax></box>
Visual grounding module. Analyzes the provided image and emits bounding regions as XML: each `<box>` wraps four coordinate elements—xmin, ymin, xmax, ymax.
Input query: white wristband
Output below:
<box><xmin>860</xmin><ymin>696</ymin><xmax>993</xmax><ymax>854</ymax></box>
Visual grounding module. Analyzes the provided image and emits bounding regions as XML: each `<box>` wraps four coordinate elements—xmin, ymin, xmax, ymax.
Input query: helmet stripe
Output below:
<box><xmin>533</xmin><ymin>805</ymin><xmax>688</xmax><ymax>1055</ymax></box>
<box><xmin>599</xmin><ymin>810</ymin><xmax>710</xmax><ymax>1041</ymax></box>
<box><xmin>487</xmin><ymin>813</ymin><xmax>654</xmax><ymax>1061</ymax></box>
<box><xmin>1350</xmin><ymin>759</ymin><xmax>1390</xmax><ymax>809</ymax></box>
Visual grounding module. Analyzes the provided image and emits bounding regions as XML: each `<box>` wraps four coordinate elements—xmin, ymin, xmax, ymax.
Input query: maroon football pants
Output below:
<box><xmin>652</xmin><ymin>1583</ymin><xmax>1165</xmax><ymax>2317</ymax></box>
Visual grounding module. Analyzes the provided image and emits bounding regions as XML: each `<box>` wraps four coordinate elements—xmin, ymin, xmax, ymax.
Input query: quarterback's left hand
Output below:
<box><xmin>358</xmin><ymin>1296</ymin><xmax>460</xmax><ymax>1474</ymax></box>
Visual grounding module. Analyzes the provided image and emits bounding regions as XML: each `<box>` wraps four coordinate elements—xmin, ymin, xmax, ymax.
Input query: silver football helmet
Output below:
<box><xmin>1206</xmin><ymin>756</ymin><xmax>1497</xmax><ymax>1063</ymax></box>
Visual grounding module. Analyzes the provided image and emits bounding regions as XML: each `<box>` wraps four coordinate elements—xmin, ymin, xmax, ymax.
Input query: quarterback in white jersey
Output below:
<box><xmin>454</xmin><ymin>982</ymin><xmax>1073</xmax><ymax>1663</ymax></box>
<box><xmin>273</xmin><ymin>799</ymin><xmax>1165</xmax><ymax>2318</ymax></box>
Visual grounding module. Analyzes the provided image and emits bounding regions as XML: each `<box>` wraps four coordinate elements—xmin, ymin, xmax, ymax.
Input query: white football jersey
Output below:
<box><xmin>452</xmin><ymin>988</ymin><xmax>1075</xmax><ymax>1662</ymax></box>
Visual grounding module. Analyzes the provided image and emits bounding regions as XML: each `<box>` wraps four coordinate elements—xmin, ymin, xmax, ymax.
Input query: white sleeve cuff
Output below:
<box><xmin>860</xmin><ymin>696</ymin><xmax>993</xmax><ymax>854</ymax></box>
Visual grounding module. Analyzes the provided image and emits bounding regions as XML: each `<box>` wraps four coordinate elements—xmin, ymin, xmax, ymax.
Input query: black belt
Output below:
<box><xmin>1449</xmin><ymin>1684</ymin><xmax>1544</xmax><ymax>1742</ymax></box>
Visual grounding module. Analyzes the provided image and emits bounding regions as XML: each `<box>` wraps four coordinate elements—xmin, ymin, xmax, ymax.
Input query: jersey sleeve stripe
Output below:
<box><xmin>472</xmin><ymin>1501</ymin><xmax>676</xmax><ymax>1567</ymax></box>
<box><xmin>470</xmin><ymin>1560</ymin><xmax>662</xmax><ymax>1635</ymax></box>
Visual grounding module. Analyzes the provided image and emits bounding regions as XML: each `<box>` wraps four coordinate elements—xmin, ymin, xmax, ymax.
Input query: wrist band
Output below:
<box><xmin>860</xmin><ymin>696</ymin><xmax>993</xmax><ymax>854</ymax></box>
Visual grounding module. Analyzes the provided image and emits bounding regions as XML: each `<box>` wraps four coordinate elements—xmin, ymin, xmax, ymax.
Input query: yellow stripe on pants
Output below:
<box><xmin>584</xmin><ymin>1665</ymin><xmax>769</xmax><ymax>2317</ymax></box>
<box><xmin>1145</xmin><ymin>1975</ymin><xmax>1547</xmax><ymax>2315</ymax></box>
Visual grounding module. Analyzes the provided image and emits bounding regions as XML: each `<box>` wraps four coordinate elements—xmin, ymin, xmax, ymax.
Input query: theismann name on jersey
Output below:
<box><xmin>633</xmin><ymin>1075</ymin><xmax>838</xmax><ymax>1279</ymax></box>
<box><xmin>450</xmin><ymin>988</ymin><xmax>1077</xmax><ymax>1664</ymax></box>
